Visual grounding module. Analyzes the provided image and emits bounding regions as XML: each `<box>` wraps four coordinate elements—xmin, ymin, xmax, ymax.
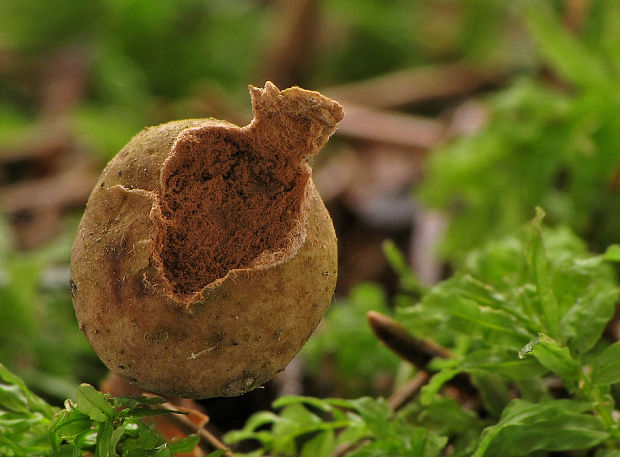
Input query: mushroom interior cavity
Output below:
<box><xmin>155</xmin><ymin>125</ymin><xmax>309</xmax><ymax>296</ymax></box>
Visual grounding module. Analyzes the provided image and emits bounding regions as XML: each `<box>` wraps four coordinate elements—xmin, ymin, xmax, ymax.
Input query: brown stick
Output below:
<box><xmin>368</xmin><ymin>311</ymin><xmax>478</xmax><ymax>401</ymax></box>
<box><xmin>0</xmin><ymin>160</ymin><xmax>98</xmax><ymax>214</ymax></box>
<box><xmin>0</xmin><ymin>122</ymin><xmax>70</xmax><ymax>165</ymax></box>
<box><xmin>159</xmin><ymin>401</ymin><xmax>235</xmax><ymax>457</ymax></box>
<box><xmin>367</xmin><ymin>311</ymin><xmax>452</xmax><ymax>369</ymax></box>
<box><xmin>609</xmin><ymin>158</ymin><xmax>620</xmax><ymax>192</ymax></box>
<box><xmin>387</xmin><ymin>371</ymin><xmax>431</xmax><ymax>412</ymax></box>
<box><xmin>564</xmin><ymin>0</ymin><xmax>591</xmax><ymax>34</ymax></box>
<box><xmin>337</xmin><ymin>103</ymin><xmax>446</xmax><ymax>149</ymax></box>
<box><xmin>324</xmin><ymin>62</ymin><xmax>504</xmax><ymax>110</ymax></box>
<box><xmin>260</xmin><ymin>0</ymin><xmax>319</xmax><ymax>87</ymax></box>
<box><xmin>332</xmin><ymin>439</ymin><xmax>369</xmax><ymax>457</ymax></box>
<box><xmin>410</xmin><ymin>208</ymin><xmax>447</xmax><ymax>286</ymax></box>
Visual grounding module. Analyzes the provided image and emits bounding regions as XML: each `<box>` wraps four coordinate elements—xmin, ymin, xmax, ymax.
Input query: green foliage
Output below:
<box><xmin>400</xmin><ymin>212</ymin><xmax>620</xmax><ymax>454</ymax></box>
<box><xmin>0</xmin><ymin>217</ymin><xmax>104</xmax><ymax>401</ymax></box>
<box><xmin>399</xmin><ymin>209</ymin><xmax>619</xmax><ymax>376</ymax></box>
<box><xmin>382</xmin><ymin>240</ymin><xmax>427</xmax><ymax>296</ymax></box>
<box><xmin>473</xmin><ymin>399</ymin><xmax>608</xmax><ymax>457</ymax></box>
<box><xmin>591</xmin><ymin>342</ymin><xmax>620</xmax><ymax>386</ymax></box>
<box><xmin>317</xmin><ymin>0</ymin><xmax>526</xmax><ymax>84</ymax></box>
<box><xmin>419</xmin><ymin>2</ymin><xmax>620</xmax><ymax>262</ymax></box>
<box><xmin>0</xmin><ymin>0</ymin><xmax>268</xmax><ymax>95</ymax></box>
<box><xmin>225</xmin><ymin>395</ymin><xmax>447</xmax><ymax>457</ymax></box>
<box><xmin>50</xmin><ymin>384</ymin><xmax>200</xmax><ymax>457</ymax></box>
<box><xmin>229</xmin><ymin>214</ymin><xmax>620</xmax><ymax>456</ymax></box>
<box><xmin>316</xmin><ymin>0</ymin><xmax>423</xmax><ymax>83</ymax></box>
<box><xmin>301</xmin><ymin>283</ymin><xmax>401</xmax><ymax>397</ymax></box>
<box><xmin>0</xmin><ymin>362</ymin><xmax>57</xmax><ymax>456</ymax></box>
<box><xmin>0</xmin><ymin>362</ymin><xmax>200</xmax><ymax>456</ymax></box>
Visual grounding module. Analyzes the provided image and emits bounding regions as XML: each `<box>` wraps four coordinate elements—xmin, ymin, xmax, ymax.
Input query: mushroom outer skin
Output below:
<box><xmin>71</xmin><ymin>84</ymin><xmax>342</xmax><ymax>398</ymax></box>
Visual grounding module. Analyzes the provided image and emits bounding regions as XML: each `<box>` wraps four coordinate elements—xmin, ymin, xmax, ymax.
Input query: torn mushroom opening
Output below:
<box><xmin>155</xmin><ymin>125</ymin><xmax>309</xmax><ymax>297</ymax></box>
<box><xmin>151</xmin><ymin>82</ymin><xmax>344</xmax><ymax>299</ymax></box>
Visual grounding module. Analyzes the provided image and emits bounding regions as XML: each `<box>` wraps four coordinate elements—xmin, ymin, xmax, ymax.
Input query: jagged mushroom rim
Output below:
<box><xmin>108</xmin><ymin>180</ymin><xmax>310</xmax><ymax>308</ymax></box>
<box><xmin>97</xmin><ymin>82</ymin><xmax>342</xmax><ymax>307</ymax></box>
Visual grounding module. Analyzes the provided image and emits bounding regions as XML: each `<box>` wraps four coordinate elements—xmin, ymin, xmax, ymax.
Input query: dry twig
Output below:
<box><xmin>324</xmin><ymin>62</ymin><xmax>503</xmax><ymax>110</ymax></box>
<box><xmin>564</xmin><ymin>0</ymin><xmax>591</xmax><ymax>33</ymax></box>
<box><xmin>158</xmin><ymin>401</ymin><xmax>235</xmax><ymax>457</ymax></box>
<box><xmin>0</xmin><ymin>160</ymin><xmax>97</xmax><ymax>214</ymax></box>
<box><xmin>337</xmin><ymin>103</ymin><xmax>446</xmax><ymax>149</ymax></box>
<box><xmin>367</xmin><ymin>310</ymin><xmax>452</xmax><ymax>369</ymax></box>
<box><xmin>261</xmin><ymin>0</ymin><xmax>319</xmax><ymax>87</ymax></box>
<box><xmin>387</xmin><ymin>371</ymin><xmax>431</xmax><ymax>412</ymax></box>
<box><xmin>368</xmin><ymin>310</ymin><xmax>478</xmax><ymax>404</ymax></box>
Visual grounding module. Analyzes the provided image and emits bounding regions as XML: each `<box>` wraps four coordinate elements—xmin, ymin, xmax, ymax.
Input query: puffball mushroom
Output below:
<box><xmin>71</xmin><ymin>82</ymin><xmax>343</xmax><ymax>398</ymax></box>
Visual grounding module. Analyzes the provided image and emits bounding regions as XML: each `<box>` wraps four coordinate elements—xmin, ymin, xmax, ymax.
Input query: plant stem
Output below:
<box><xmin>367</xmin><ymin>310</ymin><xmax>452</xmax><ymax>369</ymax></box>
<box><xmin>157</xmin><ymin>401</ymin><xmax>235</xmax><ymax>457</ymax></box>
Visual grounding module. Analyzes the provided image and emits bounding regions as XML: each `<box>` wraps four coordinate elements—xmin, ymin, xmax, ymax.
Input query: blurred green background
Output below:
<box><xmin>0</xmin><ymin>0</ymin><xmax>618</xmax><ymax>420</ymax></box>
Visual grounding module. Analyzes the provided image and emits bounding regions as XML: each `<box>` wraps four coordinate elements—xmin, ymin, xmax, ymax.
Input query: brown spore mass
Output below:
<box><xmin>156</xmin><ymin>127</ymin><xmax>308</xmax><ymax>295</ymax></box>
